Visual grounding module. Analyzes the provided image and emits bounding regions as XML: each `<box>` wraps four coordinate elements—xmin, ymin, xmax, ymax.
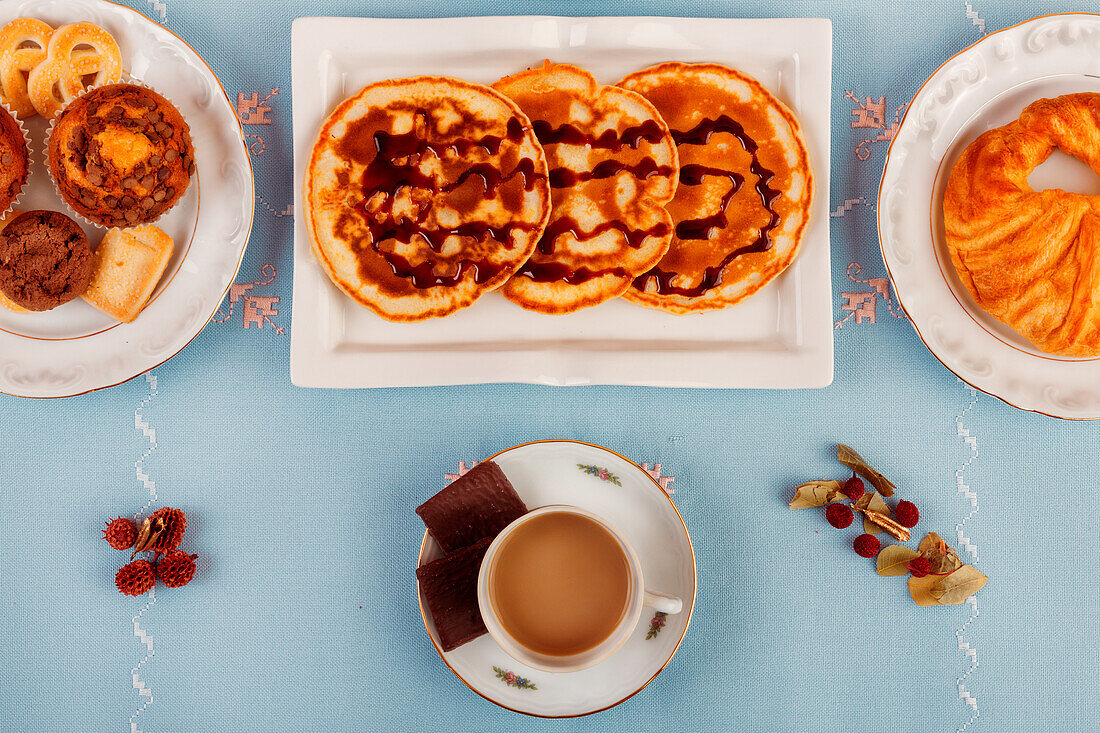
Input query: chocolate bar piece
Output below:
<box><xmin>416</xmin><ymin>537</ymin><xmax>493</xmax><ymax>652</ymax></box>
<box><xmin>416</xmin><ymin>461</ymin><xmax>527</xmax><ymax>553</ymax></box>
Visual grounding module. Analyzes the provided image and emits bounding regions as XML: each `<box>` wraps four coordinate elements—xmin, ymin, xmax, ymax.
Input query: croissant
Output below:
<box><xmin>943</xmin><ymin>93</ymin><xmax>1100</xmax><ymax>357</ymax></box>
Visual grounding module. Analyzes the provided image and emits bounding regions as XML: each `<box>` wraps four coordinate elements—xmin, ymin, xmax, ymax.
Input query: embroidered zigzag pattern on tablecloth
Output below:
<box><xmin>964</xmin><ymin>2</ymin><xmax>986</xmax><ymax>34</ymax></box>
<box><xmin>834</xmin><ymin>33</ymin><xmax>983</xmax><ymax>723</ymax></box>
<box><xmin>130</xmin><ymin>374</ymin><xmax>160</xmax><ymax>732</ymax></box>
<box><xmin>130</xmin><ymin>588</ymin><xmax>155</xmax><ymax>733</ymax></box>
<box><xmin>954</xmin><ymin>385</ymin><xmax>981</xmax><ymax>732</ymax></box>
<box><xmin>212</xmin><ymin>265</ymin><xmax>286</xmax><ymax>334</ymax></box>
<box><xmin>235</xmin><ymin>86</ymin><xmax>293</xmax><ymax>217</ymax></box>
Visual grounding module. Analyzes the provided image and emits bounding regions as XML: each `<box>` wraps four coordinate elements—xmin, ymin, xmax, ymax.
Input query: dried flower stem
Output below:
<box><xmin>130</xmin><ymin>516</ymin><xmax>167</xmax><ymax>559</ymax></box>
<box><xmin>854</xmin><ymin>508</ymin><xmax>911</xmax><ymax>542</ymax></box>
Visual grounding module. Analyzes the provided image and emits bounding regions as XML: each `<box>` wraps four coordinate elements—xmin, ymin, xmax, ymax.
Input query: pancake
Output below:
<box><xmin>943</xmin><ymin>93</ymin><xmax>1100</xmax><ymax>356</ymax></box>
<box><xmin>618</xmin><ymin>62</ymin><xmax>814</xmax><ymax>314</ymax></box>
<box><xmin>492</xmin><ymin>62</ymin><xmax>678</xmax><ymax>313</ymax></box>
<box><xmin>305</xmin><ymin>76</ymin><xmax>552</xmax><ymax>321</ymax></box>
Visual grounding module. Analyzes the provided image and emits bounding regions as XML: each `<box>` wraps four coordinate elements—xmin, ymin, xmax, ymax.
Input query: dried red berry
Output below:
<box><xmin>115</xmin><ymin>560</ymin><xmax>156</xmax><ymax>596</ymax></box>
<box><xmin>156</xmin><ymin>550</ymin><xmax>197</xmax><ymax>588</ymax></box>
<box><xmin>895</xmin><ymin>500</ymin><xmax>920</xmax><ymax>528</ymax></box>
<box><xmin>907</xmin><ymin>556</ymin><xmax>931</xmax><ymax>578</ymax></box>
<box><xmin>148</xmin><ymin>507</ymin><xmax>187</xmax><ymax>555</ymax></box>
<box><xmin>825</xmin><ymin>503</ymin><xmax>854</xmax><ymax>529</ymax></box>
<box><xmin>853</xmin><ymin>533</ymin><xmax>881</xmax><ymax>558</ymax></box>
<box><xmin>841</xmin><ymin>475</ymin><xmax>866</xmax><ymax>502</ymax></box>
<box><xmin>103</xmin><ymin>517</ymin><xmax>137</xmax><ymax>550</ymax></box>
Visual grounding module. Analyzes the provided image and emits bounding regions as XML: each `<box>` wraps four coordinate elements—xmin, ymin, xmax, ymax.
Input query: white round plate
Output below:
<box><xmin>878</xmin><ymin>13</ymin><xmax>1100</xmax><ymax>419</ymax></box>
<box><xmin>0</xmin><ymin>0</ymin><xmax>253</xmax><ymax>398</ymax></box>
<box><xmin>417</xmin><ymin>440</ymin><xmax>696</xmax><ymax>718</ymax></box>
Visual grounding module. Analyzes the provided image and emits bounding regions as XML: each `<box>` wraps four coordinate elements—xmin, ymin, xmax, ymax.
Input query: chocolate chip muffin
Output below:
<box><xmin>0</xmin><ymin>210</ymin><xmax>93</xmax><ymax>311</ymax></box>
<box><xmin>0</xmin><ymin>105</ymin><xmax>29</xmax><ymax>214</ymax></box>
<box><xmin>48</xmin><ymin>84</ymin><xmax>195</xmax><ymax>228</ymax></box>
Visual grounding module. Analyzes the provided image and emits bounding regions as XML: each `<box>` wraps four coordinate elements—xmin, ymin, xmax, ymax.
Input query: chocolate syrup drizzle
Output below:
<box><xmin>516</xmin><ymin>217</ymin><xmax>670</xmax><ymax>284</ymax></box>
<box><xmin>547</xmin><ymin>158</ymin><xmax>673</xmax><ymax>188</ymax></box>
<box><xmin>673</xmin><ymin>164</ymin><xmax>745</xmax><ymax>240</ymax></box>
<box><xmin>532</xmin><ymin>120</ymin><xmax>665</xmax><ymax>151</ymax></box>
<box><xmin>633</xmin><ymin>115</ymin><xmax>784</xmax><ymax>298</ymax></box>
<box><xmin>347</xmin><ymin>110</ymin><xmax>545</xmax><ymax>289</ymax></box>
<box><xmin>536</xmin><ymin>218</ymin><xmax>670</xmax><ymax>254</ymax></box>
<box><xmin>515</xmin><ymin>262</ymin><xmax>631</xmax><ymax>284</ymax></box>
<box><xmin>441</xmin><ymin>159</ymin><xmax>540</xmax><ymax>195</ymax></box>
<box><xmin>521</xmin><ymin>123</ymin><xmax>676</xmax><ymax>285</ymax></box>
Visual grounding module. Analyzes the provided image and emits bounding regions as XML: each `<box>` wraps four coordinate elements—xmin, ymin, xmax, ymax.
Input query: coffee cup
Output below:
<box><xmin>477</xmin><ymin>505</ymin><xmax>682</xmax><ymax>673</ymax></box>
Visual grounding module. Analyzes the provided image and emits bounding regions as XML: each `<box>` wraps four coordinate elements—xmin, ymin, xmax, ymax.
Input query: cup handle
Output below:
<box><xmin>643</xmin><ymin>589</ymin><xmax>683</xmax><ymax>615</ymax></box>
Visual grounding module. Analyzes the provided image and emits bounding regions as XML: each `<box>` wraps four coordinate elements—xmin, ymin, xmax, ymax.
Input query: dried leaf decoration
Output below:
<box><xmin>837</xmin><ymin>444</ymin><xmax>895</xmax><ymax>497</ymax></box>
<box><xmin>789</xmin><ymin>480</ymin><xmax>844</xmax><ymax>509</ymax></box>
<box><xmin>789</xmin><ymin>446</ymin><xmax>988</xmax><ymax>608</ymax></box>
<box><xmin>917</xmin><ymin>532</ymin><xmax>945</xmax><ymax>556</ymax></box>
<box><xmin>931</xmin><ymin>565</ymin><xmax>988</xmax><ymax>605</ymax></box>
<box><xmin>859</xmin><ymin>492</ymin><xmax>891</xmax><ymax>534</ymax></box>
<box><xmin>903</xmin><ymin>534</ymin><xmax>985</xmax><ymax>605</ymax></box>
<box><xmin>918</xmin><ymin>532</ymin><xmax>962</xmax><ymax>574</ymax></box>
<box><xmin>129</xmin><ymin>516</ymin><xmax>167</xmax><ymax>559</ymax></box>
<box><xmin>908</xmin><ymin>574</ymin><xmax>941</xmax><ymax>607</ymax></box>
<box><xmin>877</xmin><ymin>545</ymin><xmax>919</xmax><ymax>576</ymax></box>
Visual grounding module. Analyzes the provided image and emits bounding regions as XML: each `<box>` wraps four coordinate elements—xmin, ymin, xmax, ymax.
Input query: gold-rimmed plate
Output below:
<box><xmin>0</xmin><ymin>0</ymin><xmax>253</xmax><ymax>398</ymax></box>
<box><xmin>416</xmin><ymin>440</ymin><xmax>696</xmax><ymax>718</ymax></box>
<box><xmin>878</xmin><ymin>13</ymin><xmax>1100</xmax><ymax>419</ymax></box>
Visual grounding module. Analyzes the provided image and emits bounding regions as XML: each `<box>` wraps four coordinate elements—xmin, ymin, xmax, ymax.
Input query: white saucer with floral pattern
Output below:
<box><xmin>416</xmin><ymin>440</ymin><xmax>696</xmax><ymax>717</ymax></box>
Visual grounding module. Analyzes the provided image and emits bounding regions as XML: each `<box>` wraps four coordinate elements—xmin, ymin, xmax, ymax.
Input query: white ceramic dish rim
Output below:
<box><xmin>289</xmin><ymin>15</ymin><xmax>834</xmax><ymax>390</ymax></box>
<box><xmin>0</xmin><ymin>0</ymin><xmax>255</xmax><ymax>399</ymax></box>
<box><xmin>878</xmin><ymin>12</ymin><xmax>1100</xmax><ymax>419</ymax></box>
<box><xmin>415</xmin><ymin>439</ymin><xmax>697</xmax><ymax>718</ymax></box>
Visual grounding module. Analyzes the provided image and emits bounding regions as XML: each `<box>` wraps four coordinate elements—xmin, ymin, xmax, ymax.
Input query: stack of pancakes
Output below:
<box><xmin>306</xmin><ymin>61</ymin><xmax>813</xmax><ymax>321</ymax></box>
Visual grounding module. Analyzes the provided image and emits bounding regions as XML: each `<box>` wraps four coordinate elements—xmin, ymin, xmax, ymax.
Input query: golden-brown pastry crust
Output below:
<box><xmin>48</xmin><ymin>84</ymin><xmax>195</xmax><ymax>228</ymax></box>
<box><xmin>0</xmin><ymin>105</ymin><xmax>29</xmax><ymax>213</ymax></box>
<box><xmin>0</xmin><ymin>18</ymin><xmax>54</xmax><ymax>119</ymax></box>
<box><xmin>943</xmin><ymin>93</ymin><xmax>1100</xmax><ymax>356</ymax></box>
<box><xmin>82</xmin><ymin>225</ymin><xmax>174</xmax><ymax>323</ymax></box>
<box><xmin>27</xmin><ymin>21</ymin><xmax>122</xmax><ymax>119</ymax></box>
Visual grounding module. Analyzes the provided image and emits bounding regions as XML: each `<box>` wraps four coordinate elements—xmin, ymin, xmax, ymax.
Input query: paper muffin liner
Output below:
<box><xmin>44</xmin><ymin>76</ymin><xmax>195</xmax><ymax>230</ymax></box>
<box><xmin>0</xmin><ymin>98</ymin><xmax>32</xmax><ymax>222</ymax></box>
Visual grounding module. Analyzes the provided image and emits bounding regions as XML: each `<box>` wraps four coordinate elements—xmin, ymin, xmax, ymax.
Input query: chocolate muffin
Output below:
<box><xmin>0</xmin><ymin>105</ymin><xmax>29</xmax><ymax>214</ymax></box>
<box><xmin>0</xmin><ymin>210</ymin><xmax>93</xmax><ymax>311</ymax></box>
<box><xmin>48</xmin><ymin>84</ymin><xmax>195</xmax><ymax>228</ymax></box>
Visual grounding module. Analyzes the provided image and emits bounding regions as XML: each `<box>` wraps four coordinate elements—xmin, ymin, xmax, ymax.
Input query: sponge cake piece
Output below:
<box><xmin>81</xmin><ymin>225</ymin><xmax>174</xmax><ymax>322</ymax></box>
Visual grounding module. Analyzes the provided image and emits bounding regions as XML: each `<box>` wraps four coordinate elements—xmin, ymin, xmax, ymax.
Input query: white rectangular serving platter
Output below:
<box><xmin>290</xmin><ymin>15</ymin><xmax>833</xmax><ymax>388</ymax></box>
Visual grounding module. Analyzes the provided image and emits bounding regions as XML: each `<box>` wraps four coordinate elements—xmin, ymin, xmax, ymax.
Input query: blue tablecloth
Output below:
<box><xmin>2</xmin><ymin>1</ymin><xmax>1098</xmax><ymax>731</ymax></box>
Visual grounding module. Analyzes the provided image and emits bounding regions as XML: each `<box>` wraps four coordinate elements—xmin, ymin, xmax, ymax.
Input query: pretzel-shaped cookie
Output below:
<box><xmin>0</xmin><ymin>18</ymin><xmax>54</xmax><ymax>118</ymax></box>
<box><xmin>27</xmin><ymin>21</ymin><xmax>121</xmax><ymax>119</ymax></box>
